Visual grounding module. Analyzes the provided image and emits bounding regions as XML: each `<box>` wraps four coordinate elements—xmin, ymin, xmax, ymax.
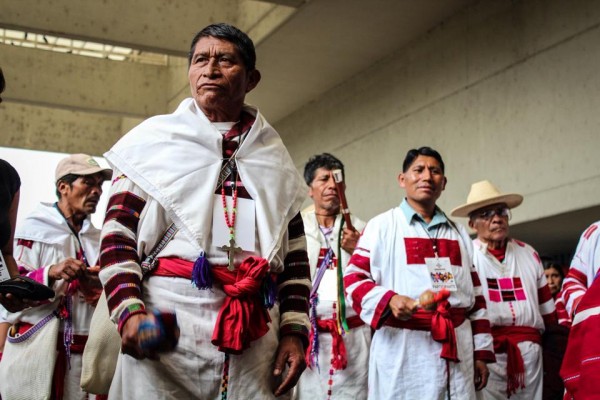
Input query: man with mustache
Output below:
<box><xmin>8</xmin><ymin>153</ymin><xmax>111</xmax><ymax>399</ymax></box>
<box><xmin>451</xmin><ymin>180</ymin><xmax>556</xmax><ymax>400</ymax></box>
<box><xmin>344</xmin><ymin>147</ymin><xmax>495</xmax><ymax>399</ymax></box>
<box><xmin>99</xmin><ymin>23</ymin><xmax>310</xmax><ymax>399</ymax></box>
<box><xmin>296</xmin><ymin>153</ymin><xmax>369</xmax><ymax>399</ymax></box>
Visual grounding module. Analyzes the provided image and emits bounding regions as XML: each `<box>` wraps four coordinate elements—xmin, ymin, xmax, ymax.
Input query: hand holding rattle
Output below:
<box><xmin>414</xmin><ymin>288</ymin><xmax>451</xmax><ymax>311</ymax></box>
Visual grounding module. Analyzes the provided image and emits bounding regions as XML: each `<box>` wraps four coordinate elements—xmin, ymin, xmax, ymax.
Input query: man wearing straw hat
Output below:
<box><xmin>451</xmin><ymin>180</ymin><xmax>556</xmax><ymax>400</ymax></box>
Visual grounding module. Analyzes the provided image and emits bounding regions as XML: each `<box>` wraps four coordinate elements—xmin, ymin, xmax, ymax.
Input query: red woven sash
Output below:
<box><xmin>385</xmin><ymin>300</ymin><xmax>466</xmax><ymax>362</ymax></box>
<box><xmin>309</xmin><ymin>315</ymin><xmax>364</xmax><ymax>370</ymax></box>
<box><xmin>492</xmin><ymin>326</ymin><xmax>541</xmax><ymax>397</ymax></box>
<box><xmin>155</xmin><ymin>256</ymin><xmax>271</xmax><ymax>354</ymax></box>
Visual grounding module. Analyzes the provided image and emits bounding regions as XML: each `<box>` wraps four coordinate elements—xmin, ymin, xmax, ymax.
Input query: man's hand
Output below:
<box><xmin>79</xmin><ymin>267</ymin><xmax>102</xmax><ymax>288</ymax></box>
<box><xmin>388</xmin><ymin>294</ymin><xmax>417</xmax><ymax>320</ymax></box>
<box><xmin>120</xmin><ymin>313</ymin><xmax>159</xmax><ymax>360</ymax></box>
<box><xmin>79</xmin><ymin>268</ymin><xmax>103</xmax><ymax>305</ymax></box>
<box><xmin>474</xmin><ymin>360</ymin><xmax>489</xmax><ymax>391</ymax></box>
<box><xmin>0</xmin><ymin>293</ymin><xmax>38</xmax><ymax>313</ymax></box>
<box><xmin>48</xmin><ymin>258</ymin><xmax>86</xmax><ymax>282</ymax></box>
<box><xmin>340</xmin><ymin>227</ymin><xmax>360</xmax><ymax>254</ymax></box>
<box><xmin>272</xmin><ymin>334</ymin><xmax>306</xmax><ymax>397</ymax></box>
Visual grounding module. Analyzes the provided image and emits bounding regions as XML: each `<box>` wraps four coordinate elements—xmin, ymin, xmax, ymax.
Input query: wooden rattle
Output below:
<box><xmin>414</xmin><ymin>288</ymin><xmax>451</xmax><ymax>311</ymax></box>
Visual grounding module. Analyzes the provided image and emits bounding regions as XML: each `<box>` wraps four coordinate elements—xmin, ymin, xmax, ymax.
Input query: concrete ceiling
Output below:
<box><xmin>0</xmin><ymin>0</ymin><xmax>475</xmax><ymax>123</ymax></box>
<box><xmin>248</xmin><ymin>0</ymin><xmax>476</xmax><ymax>122</ymax></box>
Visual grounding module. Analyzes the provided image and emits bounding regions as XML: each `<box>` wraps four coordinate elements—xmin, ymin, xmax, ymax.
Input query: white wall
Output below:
<box><xmin>275</xmin><ymin>0</ymin><xmax>600</xmax><ymax>226</ymax></box>
<box><xmin>0</xmin><ymin>147</ymin><xmax>110</xmax><ymax>229</ymax></box>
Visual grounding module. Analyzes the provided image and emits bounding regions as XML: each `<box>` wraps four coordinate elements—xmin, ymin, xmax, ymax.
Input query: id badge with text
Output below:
<box><xmin>425</xmin><ymin>257</ymin><xmax>457</xmax><ymax>292</ymax></box>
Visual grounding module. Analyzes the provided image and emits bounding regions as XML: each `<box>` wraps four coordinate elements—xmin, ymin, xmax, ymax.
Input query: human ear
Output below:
<box><xmin>246</xmin><ymin>69</ymin><xmax>261</xmax><ymax>93</ymax></box>
<box><xmin>57</xmin><ymin>181</ymin><xmax>70</xmax><ymax>197</ymax></box>
<box><xmin>397</xmin><ymin>173</ymin><xmax>405</xmax><ymax>189</ymax></box>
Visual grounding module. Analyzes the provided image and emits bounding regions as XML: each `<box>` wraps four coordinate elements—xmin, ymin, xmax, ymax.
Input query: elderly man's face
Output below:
<box><xmin>188</xmin><ymin>36</ymin><xmax>260</xmax><ymax>122</ymax></box>
<box><xmin>468</xmin><ymin>203</ymin><xmax>510</xmax><ymax>244</ymax></box>
<box><xmin>308</xmin><ymin>167</ymin><xmax>341</xmax><ymax>214</ymax></box>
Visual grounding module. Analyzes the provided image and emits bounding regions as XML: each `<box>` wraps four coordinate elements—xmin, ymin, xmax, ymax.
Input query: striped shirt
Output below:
<box><xmin>560</xmin><ymin>221</ymin><xmax>600</xmax><ymax>319</ymax></box>
<box><xmin>100</xmin><ymin>171</ymin><xmax>311</xmax><ymax>343</ymax></box>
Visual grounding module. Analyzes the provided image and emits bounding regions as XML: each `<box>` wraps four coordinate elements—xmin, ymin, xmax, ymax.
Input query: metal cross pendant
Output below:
<box><xmin>220</xmin><ymin>237</ymin><xmax>242</xmax><ymax>271</ymax></box>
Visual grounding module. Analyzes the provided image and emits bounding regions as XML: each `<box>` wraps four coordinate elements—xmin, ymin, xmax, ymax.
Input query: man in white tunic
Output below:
<box><xmin>1</xmin><ymin>154</ymin><xmax>111</xmax><ymax>400</ymax></box>
<box><xmin>344</xmin><ymin>147</ymin><xmax>495</xmax><ymax>400</ymax></box>
<box><xmin>451</xmin><ymin>180</ymin><xmax>556</xmax><ymax>400</ymax></box>
<box><xmin>99</xmin><ymin>23</ymin><xmax>311</xmax><ymax>400</ymax></box>
<box><xmin>558</xmin><ymin>220</ymin><xmax>600</xmax><ymax>398</ymax></box>
<box><xmin>296</xmin><ymin>153</ymin><xmax>369</xmax><ymax>399</ymax></box>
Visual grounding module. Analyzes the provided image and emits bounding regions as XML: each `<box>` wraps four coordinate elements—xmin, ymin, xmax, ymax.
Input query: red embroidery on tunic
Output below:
<box><xmin>318</xmin><ymin>248</ymin><xmax>337</xmax><ymax>270</ymax></box>
<box><xmin>404</xmin><ymin>238</ymin><xmax>462</xmax><ymax>266</ymax></box>
<box><xmin>487</xmin><ymin>277</ymin><xmax>527</xmax><ymax>302</ymax></box>
<box><xmin>584</xmin><ymin>224</ymin><xmax>598</xmax><ymax>240</ymax></box>
<box><xmin>17</xmin><ymin>239</ymin><xmax>34</xmax><ymax>249</ymax></box>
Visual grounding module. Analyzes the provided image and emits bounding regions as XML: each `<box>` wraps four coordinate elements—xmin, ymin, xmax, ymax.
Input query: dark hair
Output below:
<box><xmin>303</xmin><ymin>153</ymin><xmax>344</xmax><ymax>185</ymax></box>
<box><xmin>402</xmin><ymin>146</ymin><xmax>445</xmax><ymax>173</ymax></box>
<box><xmin>187</xmin><ymin>23</ymin><xmax>256</xmax><ymax>70</ymax></box>
<box><xmin>544</xmin><ymin>263</ymin><xmax>566</xmax><ymax>281</ymax></box>
<box><xmin>55</xmin><ymin>174</ymin><xmax>80</xmax><ymax>199</ymax></box>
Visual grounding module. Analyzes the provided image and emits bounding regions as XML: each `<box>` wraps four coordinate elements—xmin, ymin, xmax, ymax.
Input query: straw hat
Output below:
<box><xmin>450</xmin><ymin>180</ymin><xmax>523</xmax><ymax>217</ymax></box>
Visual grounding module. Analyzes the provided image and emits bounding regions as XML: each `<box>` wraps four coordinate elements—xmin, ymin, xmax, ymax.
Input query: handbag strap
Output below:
<box><xmin>140</xmin><ymin>223</ymin><xmax>179</xmax><ymax>276</ymax></box>
<box><xmin>8</xmin><ymin>311</ymin><xmax>58</xmax><ymax>344</ymax></box>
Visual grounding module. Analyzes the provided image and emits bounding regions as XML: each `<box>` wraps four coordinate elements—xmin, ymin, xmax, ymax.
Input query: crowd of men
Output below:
<box><xmin>0</xmin><ymin>22</ymin><xmax>598</xmax><ymax>400</ymax></box>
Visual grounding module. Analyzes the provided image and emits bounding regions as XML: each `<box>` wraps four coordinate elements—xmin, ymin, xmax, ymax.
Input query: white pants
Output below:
<box><xmin>108</xmin><ymin>276</ymin><xmax>288</xmax><ymax>400</ymax></box>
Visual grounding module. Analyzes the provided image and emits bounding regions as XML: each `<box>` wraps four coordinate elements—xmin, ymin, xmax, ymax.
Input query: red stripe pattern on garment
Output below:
<box><xmin>100</xmin><ymin>187</ymin><xmax>147</xmax><ymax>323</ymax></box>
<box><xmin>404</xmin><ymin>238</ymin><xmax>462</xmax><ymax>266</ymax></box>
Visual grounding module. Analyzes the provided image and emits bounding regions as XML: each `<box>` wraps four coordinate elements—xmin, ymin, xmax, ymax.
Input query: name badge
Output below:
<box><xmin>425</xmin><ymin>257</ymin><xmax>457</xmax><ymax>292</ymax></box>
<box><xmin>212</xmin><ymin>194</ymin><xmax>256</xmax><ymax>252</ymax></box>
<box><xmin>0</xmin><ymin>251</ymin><xmax>10</xmax><ymax>283</ymax></box>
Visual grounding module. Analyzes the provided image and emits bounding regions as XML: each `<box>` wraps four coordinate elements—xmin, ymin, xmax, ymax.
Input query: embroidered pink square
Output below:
<box><xmin>498</xmin><ymin>278</ymin><xmax>513</xmax><ymax>290</ymax></box>
<box><xmin>488</xmin><ymin>290</ymin><xmax>501</xmax><ymax>302</ymax></box>
<box><xmin>514</xmin><ymin>289</ymin><xmax>527</xmax><ymax>301</ymax></box>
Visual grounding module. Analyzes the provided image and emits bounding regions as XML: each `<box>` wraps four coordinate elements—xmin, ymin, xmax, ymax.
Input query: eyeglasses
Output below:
<box><xmin>471</xmin><ymin>207</ymin><xmax>511</xmax><ymax>221</ymax></box>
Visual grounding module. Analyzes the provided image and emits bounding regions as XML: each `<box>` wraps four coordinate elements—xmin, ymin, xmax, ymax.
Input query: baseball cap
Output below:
<box><xmin>55</xmin><ymin>154</ymin><xmax>113</xmax><ymax>183</ymax></box>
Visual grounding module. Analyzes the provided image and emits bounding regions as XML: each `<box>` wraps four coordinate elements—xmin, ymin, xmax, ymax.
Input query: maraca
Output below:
<box><xmin>414</xmin><ymin>288</ymin><xmax>451</xmax><ymax>311</ymax></box>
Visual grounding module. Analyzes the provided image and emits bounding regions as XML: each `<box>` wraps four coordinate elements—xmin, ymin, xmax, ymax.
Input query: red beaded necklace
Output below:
<box><xmin>222</xmin><ymin>181</ymin><xmax>238</xmax><ymax>238</ymax></box>
<box><xmin>220</xmin><ymin>179</ymin><xmax>242</xmax><ymax>271</ymax></box>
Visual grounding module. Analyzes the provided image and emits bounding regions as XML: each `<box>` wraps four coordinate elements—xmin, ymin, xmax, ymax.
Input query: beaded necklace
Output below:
<box><xmin>216</xmin><ymin>112</ymin><xmax>254</xmax><ymax>400</ymax></box>
<box><xmin>220</xmin><ymin>177</ymin><xmax>242</xmax><ymax>271</ymax></box>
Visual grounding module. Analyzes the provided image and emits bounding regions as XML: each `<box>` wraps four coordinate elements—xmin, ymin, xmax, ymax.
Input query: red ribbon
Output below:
<box><xmin>210</xmin><ymin>256</ymin><xmax>272</xmax><ymax>354</ymax></box>
<box><xmin>306</xmin><ymin>315</ymin><xmax>364</xmax><ymax>370</ymax></box>
<box><xmin>385</xmin><ymin>300</ymin><xmax>466</xmax><ymax>362</ymax></box>
<box><xmin>431</xmin><ymin>299</ymin><xmax>460</xmax><ymax>362</ymax></box>
<box><xmin>154</xmin><ymin>256</ymin><xmax>272</xmax><ymax>354</ymax></box>
<box><xmin>492</xmin><ymin>326</ymin><xmax>541</xmax><ymax>397</ymax></box>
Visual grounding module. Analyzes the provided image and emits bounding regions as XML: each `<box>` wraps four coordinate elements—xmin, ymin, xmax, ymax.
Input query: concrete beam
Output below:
<box><xmin>0</xmin><ymin>0</ymin><xmax>239</xmax><ymax>55</ymax></box>
<box><xmin>0</xmin><ymin>102</ymin><xmax>127</xmax><ymax>155</ymax></box>
<box><xmin>0</xmin><ymin>0</ymin><xmax>298</xmax><ymax>55</ymax></box>
<box><xmin>1</xmin><ymin>44</ymin><xmax>169</xmax><ymax>117</ymax></box>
